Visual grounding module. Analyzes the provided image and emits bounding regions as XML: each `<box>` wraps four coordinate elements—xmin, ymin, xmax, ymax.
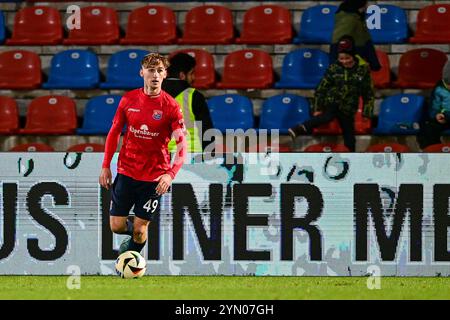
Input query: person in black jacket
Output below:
<box><xmin>162</xmin><ymin>52</ymin><xmax>213</xmax><ymax>152</ymax></box>
<box><xmin>330</xmin><ymin>0</ymin><xmax>381</xmax><ymax>71</ymax></box>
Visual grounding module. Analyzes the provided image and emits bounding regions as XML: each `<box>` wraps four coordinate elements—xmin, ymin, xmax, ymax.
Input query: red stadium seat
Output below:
<box><xmin>0</xmin><ymin>96</ymin><xmax>19</xmax><ymax>134</ymax></box>
<box><xmin>10</xmin><ymin>143</ymin><xmax>54</xmax><ymax>152</ymax></box>
<box><xmin>216</xmin><ymin>49</ymin><xmax>273</xmax><ymax>89</ymax></box>
<box><xmin>179</xmin><ymin>5</ymin><xmax>233</xmax><ymax>44</ymax></box>
<box><xmin>366</xmin><ymin>143</ymin><xmax>410</xmax><ymax>152</ymax></box>
<box><xmin>422</xmin><ymin>143</ymin><xmax>450</xmax><ymax>153</ymax></box>
<box><xmin>236</xmin><ymin>5</ymin><xmax>292</xmax><ymax>44</ymax></box>
<box><xmin>394</xmin><ymin>48</ymin><xmax>448</xmax><ymax>89</ymax></box>
<box><xmin>19</xmin><ymin>96</ymin><xmax>77</xmax><ymax>135</ymax></box>
<box><xmin>304</xmin><ymin>143</ymin><xmax>350</xmax><ymax>152</ymax></box>
<box><xmin>0</xmin><ymin>50</ymin><xmax>41</xmax><ymax>89</ymax></box>
<box><xmin>6</xmin><ymin>6</ymin><xmax>62</xmax><ymax>45</ymax></box>
<box><xmin>371</xmin><ymin>50</ymin><xmax>391</xmax><ymax>88</ymax></box>
<box><xmin>63</xmin><ymin>6</ymin><xmax>119</xmax><ymax>45</ymax></box>
<box><xmin>313</xmin><ymin>118</ymin><xmax>342</xmax><ymax>135</ymax></box>
<box><xmin>169</xmin><ymin>49</ymin><xmax>215</xmax><ymax>89</ymax></box>
<box><xmin>67</xmin><ymin>143</ymin><xmax>105</xmax><ymax>152</ymax></box>
<box><xmin>410</xmin><ymin>4</ymin><xmax>450</xmax><ymax>43</ymax></box>
<box><xmin>120</xmin><ymin>6</ymin><xmax>176</xmax><ymax>44</ymax></box>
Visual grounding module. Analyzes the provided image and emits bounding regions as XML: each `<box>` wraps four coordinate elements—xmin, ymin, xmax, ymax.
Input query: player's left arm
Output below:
<box><xmin>361</xmin><ymin>65</ymin><xmax>375</xmax><ymax>119</ymax></box>
<box><xmin>156</xmin><ymin>103</ymin><xmax>187</xmax><ymax>195</ymax></box>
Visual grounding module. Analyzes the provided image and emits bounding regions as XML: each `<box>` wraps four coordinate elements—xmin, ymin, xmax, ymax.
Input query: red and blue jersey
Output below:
<box><xmin>102</xmin><ymin>88</ymin><xmax>185</xmax><ymax>181</ymax></box>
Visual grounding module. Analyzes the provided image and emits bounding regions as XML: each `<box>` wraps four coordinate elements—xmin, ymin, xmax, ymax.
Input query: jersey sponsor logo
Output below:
<box><xmin>128</xmin><ymin>108</ymin><xmax>141</xmax><ymax>112</ymax></box>
<box><xmin>153</xmin><ymin>110</ymin><xmax>163</xmax><ymax>120</ymax></box>
<box><xmin>129</xmin><ymin>125</ymin><xmax>159</xmax><ymax>139</ymax></box>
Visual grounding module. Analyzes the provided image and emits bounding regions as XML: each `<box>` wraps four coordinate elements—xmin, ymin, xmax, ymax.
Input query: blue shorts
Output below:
<box><xmin>110</xmin><ymin>173</ymin><xmax>161</xmax><ymax>221</ymax></box>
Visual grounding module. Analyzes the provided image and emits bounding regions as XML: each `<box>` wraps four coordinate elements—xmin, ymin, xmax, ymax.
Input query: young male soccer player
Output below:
<box><xmin>99</xmin><ymin>53</ymin><xmax>187</xmax><ymax>255</ymax></box>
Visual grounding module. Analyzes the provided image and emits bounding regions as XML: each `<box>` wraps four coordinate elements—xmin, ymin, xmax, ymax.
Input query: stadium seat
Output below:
<box><xmin>304</xmin><ymin>143</ymin><xmax>350</xmax><ymax>152</ymax></box>
<box><xmin>6</xmin><ymin>6</ymin><xmax>62</xmax><ymax>45</ymax></box>
<box><xmin>63</xmin><ymin>6</ymin><xmax>119</xmax><ymax>45</ymax></box>
<box><xmin>20</xmin><ymin>96</ymin><xmax>77</xmax><ymax>135</ymax></box>
<box><xmin>410</xmin><ymin>4</ymin><xmax>450</xmax><ymax>43</ymax></box>
<box><xmin>169</xmin><ymin>49</ymin><xmax>215</xmax><ymax>89</ymax></box>
<box><xmin>371</xmin><ymin>50</ymin><xmax>391</xmax><ymax>88</ymax></box>
<box><xmin>121</xmin><ymin>6</ymin><xmax>176</xmax><ymax>44</ymax></box>
<box><xmin>259</xmin><ymin>94</ymin><xmax>311</xmax><ymax>135</ymax></box>
<box><xmin>368</xmin><ymin>4</ymin><xmax>408</xmax><ymax>44</ymax></box>
<box><xmin>275</xmin><ymin>49</ymin><xmax>329</xmax><ymax>89</ymax></box>
<box><xmin>374</xmin><ymin>94</ymin><xmax>424</xmax><ymax>135</ymax></box>
<box><xmin>0</xmin><ymin>96</ymin><xmax>19</xmax><ymax>134</ymax></box>
<box><xmin>0</xmin><ymin>50</ymin><xmax>42</xmax><ymax>89</ymax></box>
<box><xmin>294</xmin><ymin>5</ymin><xmax>337</xmax><ymax>44</ymax></box>
<box><xmin>0</xmin><ymin>11</ymin><xmax>5</xmax><ymax>44</ymax></box>
<box><xmin>236</xmin><ymin>5</ymin><xmax>292</xmax><ymax>44</ymax></box>
<box><xmin>207</xmin><ymin>94</ymin><xmax>254</xmax><ymax>133</ymax></box>
<box><xmin>10</xmin><ymin>143</ymin><xmax>54</xmax><ymax>152</ymax></box>
<box><xmin>43</xmin><ymin>50</ymin><xmax>100</xmax><ymax>89</ymax></box>
<box><xmin>67</xmin><ymin>143</ymin><xmax>105</xmax><ymax>152</ymax></box>
<box><xmin>394</xmin><ymin>48</ymin><xmax>448</xmax><ymax>89</ymax></box>
<box><xmin>178</xmin><ymin>5</ymin><xmax>233</xmax><ymax>44</ymax></box>
<box><xmin>423</xmin><ymin>143</ymin><xmax>450</xmax><ymax>153</ymax></box>
<box><xmin>77</xmin><ymin>95</ymin><xmax>122</xmax><ymax>135</ymax></box>
<box><xmin>216</xmin><ymin>49</ymin><xmax>273</xmax><ymax>89</ymax></box>
<box><xmin>100</xmin><ymin>49</ymin><xmax>149</xmax><ymax>89</ymax></box>
<box><xmin>366</xmin><ymin>143</ymin><xmax>410</xmax><ymax>152</ymax></box>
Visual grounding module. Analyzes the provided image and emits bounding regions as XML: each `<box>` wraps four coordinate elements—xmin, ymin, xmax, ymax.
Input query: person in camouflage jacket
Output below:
<box><xmin>289</xmin><ymin>35</ymin><xmax>375</xmax><ymax>152</ymax></box>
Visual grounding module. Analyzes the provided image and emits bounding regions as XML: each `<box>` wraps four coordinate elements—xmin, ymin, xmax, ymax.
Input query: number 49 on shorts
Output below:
<box><xmin>143</xmin><ymin>198</ymin><xmax>159</xmax><ymax>213</ymax></box>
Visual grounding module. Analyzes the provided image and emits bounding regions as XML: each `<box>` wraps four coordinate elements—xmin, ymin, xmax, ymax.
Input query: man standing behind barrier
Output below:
<box><xmin>99</xmin><ymin>53</ymin><xmax>187</xmax><ymax>255</ymax></box>
<box><xmin>162</xmin><ymin>52</ymin><xmax>213</xmax><ymax>153</ymax></box>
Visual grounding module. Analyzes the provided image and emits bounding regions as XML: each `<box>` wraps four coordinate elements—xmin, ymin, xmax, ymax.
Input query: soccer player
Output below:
<box><xmin>99</xmin><ymin>53</ymin><xmax>187</xmax><ymax>255</ymax></box>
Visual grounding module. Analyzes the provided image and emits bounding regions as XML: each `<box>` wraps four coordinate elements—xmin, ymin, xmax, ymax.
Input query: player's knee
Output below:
<box><xmin>110</xmin><ymin>219</ymin><xmax>126</xmax><ymax>233</ymax></box>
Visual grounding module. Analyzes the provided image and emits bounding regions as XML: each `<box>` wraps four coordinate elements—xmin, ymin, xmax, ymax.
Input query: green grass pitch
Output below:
<box><xmin>0</xmin><ymin>276</ymin><xmax>449</xmax><ymax>300</ymax></box>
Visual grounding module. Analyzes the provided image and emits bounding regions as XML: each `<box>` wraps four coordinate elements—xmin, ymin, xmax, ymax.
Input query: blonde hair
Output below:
<box><xmin>141</xmin><ymin>53</ymin><xmax>170</xmax><ymax>69</ymax></box>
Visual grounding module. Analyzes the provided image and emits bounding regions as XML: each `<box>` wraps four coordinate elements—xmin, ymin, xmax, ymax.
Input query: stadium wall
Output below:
<box><xmin>0</xmin><ymin>152</ymin><xmax>449</xmax><ymax>276</ymax></box>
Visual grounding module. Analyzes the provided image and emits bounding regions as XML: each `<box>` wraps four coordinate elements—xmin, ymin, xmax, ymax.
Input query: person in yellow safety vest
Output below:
<box><xmin>162</xmin><ymin>52</ymin><xmax>213</xmax><ymax>153</ymax></box>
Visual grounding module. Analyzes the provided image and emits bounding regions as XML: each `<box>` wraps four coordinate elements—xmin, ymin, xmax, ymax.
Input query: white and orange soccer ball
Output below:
<box><xmin>115</xmin><ymin>251</ymin><xmax>146</xmax><ymax>279</ymax></box>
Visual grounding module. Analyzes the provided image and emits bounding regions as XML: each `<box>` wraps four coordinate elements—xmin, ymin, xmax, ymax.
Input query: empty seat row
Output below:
<box><xmin>10</xmin><ymin>141</ymin><xmax>450</xmax><ymax>153</ymax></box>
<box><xmin>0</xmin><ymin>95</ymin><xmax>121</xmax><ymax>135</ymax></box>
<box><xmin>9</xmin><ymin>142</ymin><xmax>105</xmax><ymax>152</ymax></box>
<box><xmin>0</xmin><ymin>4</ymin><xmax>449</xmax><ymax>45</ymax></box>
<box><xmin>0</xmin><ymin>47</ymin><xmax>447</xmax><ymax>90</ymax></box>
<box><xmin>207</xmin><ymin>93</ymin><xmax>426</xmax><ymax>137</ymax></box>
<box><xmin>0</xmin><ymin>92</ymin><xmax>428</xmax><ymax>138</ymax></box>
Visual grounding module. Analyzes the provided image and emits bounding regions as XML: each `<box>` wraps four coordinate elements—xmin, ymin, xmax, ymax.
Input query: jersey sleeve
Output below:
<box><xmin>101</xmin><ymin>96</ymin><xmax>127</xmax><ymax>169</ymax></box>
<box><xmin>167</xmin><ymin>100</ymin><xmax>187</xmax><ymax>179</ymax></box>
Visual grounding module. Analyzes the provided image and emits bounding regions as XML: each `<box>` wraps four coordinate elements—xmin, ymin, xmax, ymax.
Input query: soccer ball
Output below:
<box><xmin>115</xmin><ymin>251</ymin><xmax>146</xmax><ymax>279</ymax></box>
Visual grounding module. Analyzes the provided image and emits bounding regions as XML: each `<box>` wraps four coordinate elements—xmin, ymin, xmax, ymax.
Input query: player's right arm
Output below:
<box><xmin>99</xmin><ymin>97</ymin><xmax>127</xmax><ymax>190</ymax></box>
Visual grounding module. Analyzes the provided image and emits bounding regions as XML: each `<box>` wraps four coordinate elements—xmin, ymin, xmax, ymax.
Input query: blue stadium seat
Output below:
<box><xmin>0</xmin><ymin>11</ymin><xmax>4</xmax><ymax>44</ymax></box>
<box><xmin>374</xmin><ymin>94</ymin><xmax>425</xmax><ymax>135</ymax></box>
<box><xmin>77</xmin><ymin>95</ymin><xmax>122</xmax><ymax>135</ymax></box>
<box><xmin>294</xmin><ymin>5</ymin><xmax>337</xmax><ymax>44</ymax></box>
<box><xmin>43</xmin><ymin>50</ymin><xmax>99</xmax><ymax>89</ymax></box>
<box><xmin>100</xmin><ymin>49</ymin><xmax>149</xmax><ymax>89</ymax></box>
<box><xmin>275</xmin><ymin>49</ymin><xmax>329</xmax><ymax>89</ymax></box>
<box><xmin>207</xmin><ymin>94</ymin><xmax>254</xmax><ymax>133</ymax></box>
<box><xmin>259</xmin><ymin>94</ymin><xmax>311</xmax><ymax>135</ymax></box>
<box><xmin>368</xmin><ymin>4</ymin><xmax>408</xmax><ymax>44</ymax></box>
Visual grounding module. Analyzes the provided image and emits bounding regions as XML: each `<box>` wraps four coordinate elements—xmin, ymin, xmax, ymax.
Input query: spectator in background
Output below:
<box><xmin>162</xmin><ymin>52</ymin><xmax>213</xmax><ymax>153</ymax></box>
<box><xmin>288</xmin><ymin>36</ymin><xmax>375</xmax><ymax>152</ymax></box>
<box><xmin>330</xmin><ymin>0</ymin><xmax>381</xmax><ymax>71</ymax></box>
<box><xmin>417</xmin><ymin>61</ymin><xmax>450</xmax><ymax>149</ymax></box>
